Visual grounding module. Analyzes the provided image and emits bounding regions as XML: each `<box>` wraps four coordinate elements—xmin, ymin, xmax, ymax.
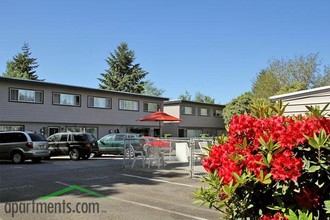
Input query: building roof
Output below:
<box><xmin>164</xmin><ymin>99</ymin><xmax>225</xmax><ymax>108</ymax></box>
<box><xmin>269</xmin><ymin>86</ymin><xmax>330</xmax><ymax>101</ymax></box>
<box><xmin>0</xmin><ymin>76</ymin><xmax>169</xmax><ymax>100</ymax></box>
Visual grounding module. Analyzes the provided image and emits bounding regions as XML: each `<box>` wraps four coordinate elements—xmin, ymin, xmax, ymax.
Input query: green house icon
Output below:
<box><xmin>39</xmin><ymin>185</ymin><xmax>105</xmax><ymax>201</ymax></box>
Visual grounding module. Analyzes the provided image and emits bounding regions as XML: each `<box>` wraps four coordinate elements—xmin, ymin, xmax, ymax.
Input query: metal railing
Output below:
<box><xmin>122</xmin><ymin>137</ymin><xmax>215</xmax><ymax>178</ymax></box>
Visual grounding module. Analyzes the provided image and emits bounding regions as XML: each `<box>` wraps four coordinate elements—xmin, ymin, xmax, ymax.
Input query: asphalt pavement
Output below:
<box><xmin>0</xmin><ymin>156</ymin><xmax>221</xmax><ymax>220</ymax></box>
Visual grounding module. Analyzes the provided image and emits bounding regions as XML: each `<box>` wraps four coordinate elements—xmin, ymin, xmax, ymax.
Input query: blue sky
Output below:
<box><xmin>1</xmin><ymin>1</ymin><xmax>329</xmax><ymax>104</ymax></box>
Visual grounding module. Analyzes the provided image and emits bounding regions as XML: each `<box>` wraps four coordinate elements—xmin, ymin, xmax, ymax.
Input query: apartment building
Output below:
<box><xmin>0</xmin><ymin>77</ymin><xmax>169</xmax><ymax>138</ymax></box>
<box><xmin>270</xmin><ymin>86</ymin><xmax>330</xmax><ymax>115</ymax></box>
<box><xmin>0</xmin><ymin>77</ymin><xmax>227</xmax><ymax>138</ymax></box>
<box><xmin>163</xmin><ymin>100</ymin><xmax>226</xmax><ymax>137</ymax></box>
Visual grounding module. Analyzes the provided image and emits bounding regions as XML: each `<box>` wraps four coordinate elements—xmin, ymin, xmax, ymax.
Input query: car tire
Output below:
<box><xmin>11</xmin><ymin>151</ymin><xmax>25</xmax><ymax>164</ymax></box>
<box><xmin>94</xmin><ymin>153</ymin><xmax>102</xmax><ymax>157</ymax></box>
<box><xmin>69</xmin><ymin>149</ymin><xmax>80</xmax><ymax>160</ymax></box>
<box><xmin>124</xmin><ymin>148</ymin><xmax>134</xmax><ymax>158</ymax></box>
<box><xmin>32</xmin><ymin>158</ymin><xmax>42</xmax><ymax>163</ymax></box>
<box><xmin>82</xmin><ymin>153</ymin><xmax>90</xmax><ymax>160</ymax></box>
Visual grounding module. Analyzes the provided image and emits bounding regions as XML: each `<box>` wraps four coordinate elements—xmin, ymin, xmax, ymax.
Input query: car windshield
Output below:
<box><xmin>84</xmin><ymin>134</ymin><xmax>96</xmax><ymax>142</ymax></box>
<box><xmin>28</xmin><ymin>133</ymin><xmax>47</xmax><ymax>141</ymax></box>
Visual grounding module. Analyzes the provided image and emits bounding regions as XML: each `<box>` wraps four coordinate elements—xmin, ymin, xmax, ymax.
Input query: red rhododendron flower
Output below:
<box><xmin>271</xmin><ymin>150</ymin><xmax>303</xmax><ymax>182</ymax></box>
<box><xmin>260</xmin><ymin>212</ymin><xmax>288</xmax><ymax>220</ymax></box>
<box><xmin>295</xmin><ymin>187</ymin><xmax>320</xmax><ymax>209</ymax></box>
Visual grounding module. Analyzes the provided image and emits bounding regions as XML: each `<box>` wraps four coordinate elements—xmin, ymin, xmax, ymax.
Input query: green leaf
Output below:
<box><xmin>325</xmin><ymin>200</ymin><xmax>330</xmax><ymax>214</ymax></box>
<box><xmin>308</xmin><ymin>165</ymin><xmax>321</xmax><ymax>173</ymax></box>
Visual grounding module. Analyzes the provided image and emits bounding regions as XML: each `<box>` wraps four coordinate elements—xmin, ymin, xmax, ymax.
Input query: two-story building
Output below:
<box><xmin>163</xmin><ymin>100</ymin><xmax>226</xmax><ymax>137</ymax></box>
<box><xmin>0</xmin><ymin>77</ymin><xmax>169</xmax><ymax>138</ymax></box>
<box><xmin>0</xmin><ymin>77</ymin><xmax>226</xmax><ymax>138</ymax></box>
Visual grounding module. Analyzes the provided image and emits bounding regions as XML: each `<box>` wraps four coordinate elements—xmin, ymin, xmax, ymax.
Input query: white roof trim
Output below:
<box><xmin>270</xmin><ymin>86</ymin><xmax>330</xmax><ymax>100</ymax></box>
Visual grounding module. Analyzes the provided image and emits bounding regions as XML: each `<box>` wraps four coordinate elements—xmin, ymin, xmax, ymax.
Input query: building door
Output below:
<box><xmin>178</xmin><ymin>129</ymin><xmax>185</xmax><ymax>137</ymax></box>
<box><xmin>48</xmin><ymin>127</ymin><xmax>60</xmax><ymax>136</ymax></box>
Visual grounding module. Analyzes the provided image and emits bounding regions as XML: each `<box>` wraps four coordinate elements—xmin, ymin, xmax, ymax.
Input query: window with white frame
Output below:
<box><xmin>53</xmin><ymin>93</ymin><xmax>80</xmax><ymax>106</ymax></box>
<box><xmin>198</xmin><ymin>107</ymin><xmax>210</xmax><ymax>116</ymax></box>
<box><xmin>214</xmin><ymin>109</ymin><xmax>223</xmax><ymax>117</ymax></box>
<box><xmin>0</xmin><ymin>125</ymin><xmax>24</xmax><ymax>131</ymax></box>
<box><xmin>182</xmin><ymin>106</ymin><xmax>194</xmax><ymax>115</ymax></box>
<box><xmin>119</xmin><ymin>99</ymin><xmax>139</xmax><ymax>111</ymax></box>
<box><xmin>88</xmin><ymin>96</ymin><xmax>111</xmax><ymax>109</ymax></box>
<box><xmin>10</xmin><ymin>88</ymin><xmax>43</xmax><ymax>103</ymax></box>
<box><xmin>144</xmin><ymin>102</ymin><xmax>160</xmax><ymax>112</ymax></box>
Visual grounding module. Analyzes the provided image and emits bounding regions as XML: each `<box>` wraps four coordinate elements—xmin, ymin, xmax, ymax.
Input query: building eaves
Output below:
<box><xmin>0</xmin><ymin>76</ymin><xmax>169</xmax><ymax>100</ymax></box>
<box><xmin>269</xmin><ymin>86</ymin><xmax>330</xmax><ymax>101</ymax></box>
<box><xmin>164</xmin><ymin>99</ymin><xmax>225</xmax><ymax>108</ymax></box>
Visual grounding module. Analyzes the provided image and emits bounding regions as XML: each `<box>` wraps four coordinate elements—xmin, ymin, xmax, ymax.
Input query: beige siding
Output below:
<box><xmin>0</xmin><ymin>77</ymin><xmax>169</xmax><ymax>137</ymax></box>
<box><xmin>270</xmin><ymin>86</ymin><xmax>330</xmax><ymax>115</ymax></box>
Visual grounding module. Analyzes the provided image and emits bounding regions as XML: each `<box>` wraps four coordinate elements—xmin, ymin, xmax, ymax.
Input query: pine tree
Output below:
<box><xmin>3</xmin><ymin>43</ymin><xmax>39</xmax><ymax>80</ymax></box>
<box><xmin>98</xmin><ymin>42</ymin><xmax>148</xmax><ymax>93</ymax></box>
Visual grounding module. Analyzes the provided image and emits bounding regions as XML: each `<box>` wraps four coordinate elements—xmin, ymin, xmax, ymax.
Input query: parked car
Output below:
<box><xmin>47</xmin><ymin>132</ymin><xmax>98</xmax><ymax>160</ymax></box>
<box><xmin>0</xmin><ymin>131</ymin><xmax>50</xmax><ymax>164</ymax></box>
<box><xmin>142</xmin><ymin>136</ymin><xmax>171</xmax><ymax>148</ymax></box>
<box><xmin>96</xmin><ymin>133</ymin><xmax>144</xmax><ymax>156</ymax></box>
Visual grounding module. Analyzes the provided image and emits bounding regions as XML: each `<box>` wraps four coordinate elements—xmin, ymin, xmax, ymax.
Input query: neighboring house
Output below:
<box><xmin>163</xmin><ymin>100</ymin><xmax>226</xmax><ymax>138</ymax></box>
<box><xmin>269</xmin><ymin>86</ymin><xmax>330</xmax><ymax>115</ymax></box>
<box><xmin>0</xmin><ymin>77</ymin><xmax>169</xmax><ymax>138</ymax></box>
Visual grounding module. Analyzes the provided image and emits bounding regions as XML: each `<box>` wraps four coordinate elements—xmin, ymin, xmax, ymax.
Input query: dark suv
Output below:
<box><xmin>0</xmin><ymin>131</ymin><xmax>50</xmax><ymax>163</ymax></box>
<box><xmin>47</xmin><ymin>132</ymin><xmax>98</xmax><ymax>160</ymax></box>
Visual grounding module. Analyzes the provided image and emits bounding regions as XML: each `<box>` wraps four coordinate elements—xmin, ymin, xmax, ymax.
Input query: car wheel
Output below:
<box><xmin>94</xmin><ymin>153</ymin><xmax>102</xmax><ymax>157</ymax></box>
<box><xmin>82</xmin><ymin>153</ymin><xmax>90</xmax><ymax>160</ymax></box>
<box><xmin>11</xmin><ymin>151</ymin><xmax>25</xmax><ymax>164</ymax></box>
<box><xmin>69</xmin><ymin>149</ymin><xmax>80</xmax><ymax>160</ymax></box>
<box><xmin>32</xmin><ymin>158</ymin><xmax>42</xmax><ymax>163</ymax></box>
<box><xmin>124</xmin><ymin>148</ymin><xmax>134</xmax><ymax>158</ymax></box>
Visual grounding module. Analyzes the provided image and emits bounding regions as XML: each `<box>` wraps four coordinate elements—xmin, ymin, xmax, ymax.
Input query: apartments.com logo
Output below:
<box><xmin>4</xmin><ymin>185</ymin><xmax>106</xmax><ymax>217</ymax></box>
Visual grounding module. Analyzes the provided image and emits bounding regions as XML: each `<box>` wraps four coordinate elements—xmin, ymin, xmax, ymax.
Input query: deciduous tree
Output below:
<box><xmin>142</xmin><ymin>81</ymin><xmax>165</xmax><ymax>96</ymax></box>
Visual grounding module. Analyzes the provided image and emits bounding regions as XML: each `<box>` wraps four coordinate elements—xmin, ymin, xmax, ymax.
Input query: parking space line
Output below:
<box><xmin>110</xmin><ymin>196</ymin><xmax>208</xmax><ymax>220</ymax></box>
<box><xmin>122</xmin><ymin>174</ymin><xmax>195</xmax><ymax>188</ymax></box>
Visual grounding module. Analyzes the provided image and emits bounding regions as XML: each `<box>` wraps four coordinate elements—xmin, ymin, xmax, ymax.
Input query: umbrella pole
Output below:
<box><xmin>159</xmin><ymin>121</ymin><xmax>162</xmax><ymax>138</ymax></box>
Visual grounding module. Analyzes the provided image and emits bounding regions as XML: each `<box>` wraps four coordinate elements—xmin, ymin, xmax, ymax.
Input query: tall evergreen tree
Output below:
<box><xmin>98</xmin><ymin>42</ymin><xmax>148</xmax><ymax>93</ymax></box>
<box><xmin>3</xmin><ymin>43</ymin><xmax>39</xmax><ymax>80</ymax></box>
<box><xmin>252</xmin><ymin>69</ymin><xmax>281</xmax><ymax>99</ymax></box>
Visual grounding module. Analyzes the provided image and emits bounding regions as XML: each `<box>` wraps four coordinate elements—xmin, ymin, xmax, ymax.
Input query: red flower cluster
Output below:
<box><xmin>295</xmin><ymin>187</ymin><xmax>320</xmax><ymax>209</ymax></box>
<box><xmin>260</xmin><ymin>212</ymin><xmax>288</xmax><ymax>220</ymax></box>
<box><xmin>203</xmin><ymin>114</ymin><xmax>330</xmax><ymax>184</ymax></box>
<box><xmin>271</xmin><ymin>150</ymin><xmax>303</xmax><ymax>181</ymax></box>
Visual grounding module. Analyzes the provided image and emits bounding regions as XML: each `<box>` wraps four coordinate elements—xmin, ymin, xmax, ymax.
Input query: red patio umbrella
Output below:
<box><xmin>138</xmin><ymin>110</ymin><xmax>181</xmax><ymax>137</ymax></box>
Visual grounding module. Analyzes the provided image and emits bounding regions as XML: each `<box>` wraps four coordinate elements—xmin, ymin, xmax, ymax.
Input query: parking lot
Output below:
<box><xmin>0</xmin><ymin>156</ymin><xmax>221</xmax><ymax>220</ymax></box>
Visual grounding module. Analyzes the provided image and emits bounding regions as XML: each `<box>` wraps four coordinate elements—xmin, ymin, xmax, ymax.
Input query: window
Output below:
<box><xmin>119</xmin><ymin>99</ymin><xmax>139</xmax><ymax>111</ymax></box>
<box><xmin>214</xmin><ymin>109</ymin><xmax>223</xmax><ymax>117</ymax></box>
<box><xmin>60</xmin><ymin>134</ymin><xmax>68</xmax><ymax>142</ymax></box>
<box><xmin>182</xmin><ymin>106</ymin><xmax>194</xmax><ymax>115</ymax></box>
<box><xmin>0</xmin><ymin>133</ymin><xmax>27</xmax><ymax>143</ymax></box>
<box><xmin>144</xmin><ymin>102</ymin><xmax>161</xmax><ymax>112</ymax></box>
<box><xmin>0</xmin><ymin>125</ymin><xmax>24</xmax><ymax>132</ymax></box>
<box><xmin>66</xmin><ymin>127</ymin><xmax>98</xmax><ymax>138</ymax></box>
<box><xmin>88</xmin><ymin>96</ymin><xmax>111</xmax><ymax>109</ymax></box>
<box><xmin>198</xmin><ymin>107</ymin><xmax>210</xmax><ymax>116</ymax></box>
<box><xmin>48</xmin><ymin>127</ymin><xmax>59</xmax><ymax>136</ymax></box>
<box><xmin>10</xmin><ymin>88</ymin><xmax>43</xmax><ymax>103</ymax></box>
<box><xmin>53</xmin><ymin>93</ymin><xmax>80</xmax><ymax>106</ymax></box>
<box><xmin>187</xmin><ymin>129</ymin><xmax>202</xmax><ymax>138</ymax></box>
